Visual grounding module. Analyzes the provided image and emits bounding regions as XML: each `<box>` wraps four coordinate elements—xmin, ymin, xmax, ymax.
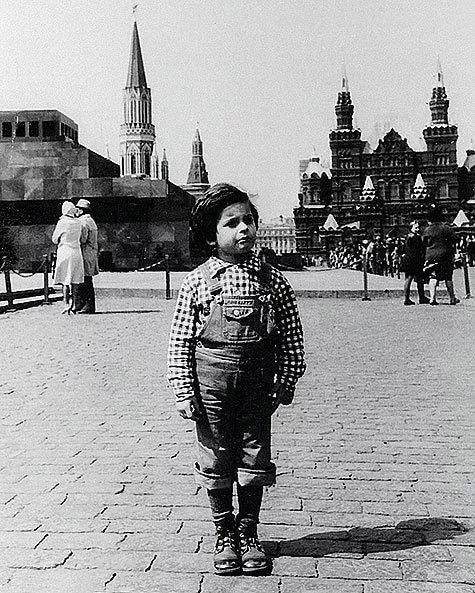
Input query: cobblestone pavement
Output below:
<box><xmin>0</xmin><ymin>296</ymin><xmax>474</xmax><ymax>592</ymax></box>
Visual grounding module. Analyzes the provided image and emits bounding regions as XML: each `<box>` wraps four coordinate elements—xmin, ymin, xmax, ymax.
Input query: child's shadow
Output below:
<box><xmin>263</xmin><ymin>518</ymin><xmax>466</xmax><ymax>559</ymax></box>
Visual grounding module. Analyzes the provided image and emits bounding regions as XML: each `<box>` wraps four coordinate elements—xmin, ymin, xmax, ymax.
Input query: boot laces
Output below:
<box><xmin>216</xmin><ymin>529</ymin><xmax>237</xmax><ymax>554</ymax></box>
<box><xmin>239</xmin><ymin>528</ymin><xmax>263</xmax><ymax>553</ymax></box>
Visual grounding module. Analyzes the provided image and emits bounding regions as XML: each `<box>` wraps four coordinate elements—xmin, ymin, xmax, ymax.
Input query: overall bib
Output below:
<box><xmin>193</xmin><ymin>262</ymin><xmax>277</xmax><ymax>489</ymax></box>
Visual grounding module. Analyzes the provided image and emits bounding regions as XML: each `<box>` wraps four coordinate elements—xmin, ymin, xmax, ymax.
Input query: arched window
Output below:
<box><xmin>143</xmin><ymin>149</ymin><xmax>151</xmax><ymax>176</ymax></box>
<box><xmin>403</xmin><ymin>181</ymin><xmax>411</xmax><ymax>201</ymax></box>
<box><xmin>341</xmin><ymin>184</ymin><xmax>351</xmax><ymax>202</ymax></box>
<box><xmin>389</xmin><ymin>181</ymin><xmax>399</xmax><ymax>201</ymax></box>
<box><xmin>130</xmin><ymin>152</ymin><xmax>137</xmax><ymax>174</ymax></box>
<box><xmin>438</xmin><ymin>179</ymin><xmax>448</xmax><ymax>198</ymax></box>
<box><xmin>377</xmin><ymin>180</ymin><xmax>386</xmax><ymax>201</ymax></box>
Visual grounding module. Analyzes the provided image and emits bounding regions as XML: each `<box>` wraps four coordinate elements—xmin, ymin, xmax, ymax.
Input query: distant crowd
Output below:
<box><xmin>327</xmin><ymin>231</ymin><xmax>475</xmax><ymax>276</ymax></box>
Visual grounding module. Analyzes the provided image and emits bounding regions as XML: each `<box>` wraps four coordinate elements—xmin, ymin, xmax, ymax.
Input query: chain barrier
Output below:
<box><xmin>136</xmin><ymin>258</ymin><xmax>167</xmax><ymax>272</ymax></box>
<box><xmin>0</xmin><ymin>256</ymin><xmax>48</xmax><ymax>277</ymax></box>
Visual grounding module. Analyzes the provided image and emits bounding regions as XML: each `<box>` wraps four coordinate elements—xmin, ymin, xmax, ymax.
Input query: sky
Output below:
<box><xmin>1</xmin><ymin>0</ymin><xmax>474</xmax><ymax>220</ymax></box>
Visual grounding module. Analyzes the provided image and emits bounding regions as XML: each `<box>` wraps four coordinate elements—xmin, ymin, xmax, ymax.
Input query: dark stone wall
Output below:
<box><xmin>0</xmin><ymin>140</ymin><xmax>194</xmax><ymax>270</ymax></box>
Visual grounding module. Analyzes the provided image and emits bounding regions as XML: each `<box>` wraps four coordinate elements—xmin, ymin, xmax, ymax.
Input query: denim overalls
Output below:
<box><xmin>193</xmin><ymin>261</ymin><xmax>277</xmax><ymax>490</ymax></box>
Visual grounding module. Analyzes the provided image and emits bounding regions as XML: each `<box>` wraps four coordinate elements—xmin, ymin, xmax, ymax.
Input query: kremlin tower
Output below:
<box><xmin>119</xmin><ymin>19</ymin><xmax>156</xmax><ymax>177</ymax></box>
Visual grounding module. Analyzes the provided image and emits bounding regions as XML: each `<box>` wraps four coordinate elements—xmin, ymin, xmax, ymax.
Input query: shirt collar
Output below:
<box><xmin>208</xmin><ymin>252</ymin><xmax>261</xmax><ymax>278</ymax></box>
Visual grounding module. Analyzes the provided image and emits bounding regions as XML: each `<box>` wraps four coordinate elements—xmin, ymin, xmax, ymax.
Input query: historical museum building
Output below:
<box><xmin>294</xmin><ymin>64</ymin><xmax>474</xmax><ymax>256</ymax></box>
<box><xmin>0</xmin><ymin>20</ymin><xmax>197</xmax><ymax>271</ymax></box>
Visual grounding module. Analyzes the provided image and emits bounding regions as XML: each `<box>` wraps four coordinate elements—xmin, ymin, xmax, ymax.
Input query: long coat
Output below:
<box><xmin>52</xmin><ymin>216</ymin><xmax>85</xmax><ymax>284</ymax></box>
<box><xmin>400</xmin><ymin>233</ymin><xmax>425</xmax><ymax>275</ymax></box>
<box><xmin>80</xmin><ymin>214</ymin><xmax>99</xmax><ymax>276</ymax></box>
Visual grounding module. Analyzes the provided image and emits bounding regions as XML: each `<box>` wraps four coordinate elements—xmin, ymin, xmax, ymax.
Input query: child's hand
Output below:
<box><xmin>269</xmin><ymin>383</ymin><xmax>293</xmax><ymax>415</ymax></box>
<box><xmin>176</xmin><ymin>396</ymin><xmax>202</xmax><ymax>421</ymax></box>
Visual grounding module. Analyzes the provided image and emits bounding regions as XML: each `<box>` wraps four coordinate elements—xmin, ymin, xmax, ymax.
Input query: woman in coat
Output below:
<box><xmin>400</xmin><ymin>220</ymin><xmax>430</xmax><ymax>305</ymax></box>
<box><xmin>52</xmin><ymin>201</ymin><xmax>84</xmax><ymax>314</ymax></box>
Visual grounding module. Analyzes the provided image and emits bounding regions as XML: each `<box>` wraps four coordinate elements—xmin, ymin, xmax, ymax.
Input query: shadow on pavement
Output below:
<box><xmin>264</xmin><ymin>518</ymin><xmax>466</xmax><ymax>558</ymax></box>
<box><xmin>92</xmin><ymin>310</ymin><xmax>162</xmax><ymax>315</ymax></box>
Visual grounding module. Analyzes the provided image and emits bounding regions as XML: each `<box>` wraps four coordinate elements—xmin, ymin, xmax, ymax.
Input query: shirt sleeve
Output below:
<box><xmin>272</xmin><ymin>272</ymin><xmax>306</xmax><ymax>394</ymax></box>
<box><xmin>167</xmin><ymin>276</ymin><xmax>198</xmax><ymax>401</ymax></box>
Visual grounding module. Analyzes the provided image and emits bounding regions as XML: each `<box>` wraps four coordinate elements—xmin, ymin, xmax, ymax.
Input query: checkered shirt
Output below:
<box><xmin>167</xmin><ymin>253</ymin><xmax>306</xmax><ymax>401</ymax></box>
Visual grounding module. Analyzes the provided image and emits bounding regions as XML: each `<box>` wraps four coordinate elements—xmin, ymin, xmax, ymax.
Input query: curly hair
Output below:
<box><xmin>190</xmin><ymin>183</ymin><xmax>259</xmax><ymax>255</ymax></box>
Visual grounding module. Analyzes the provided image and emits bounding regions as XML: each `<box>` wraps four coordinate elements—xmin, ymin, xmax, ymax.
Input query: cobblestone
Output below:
<box><xmin>0</xmin><ymin>295</ymin><xmax>473</xmax><ymax>591</ymax></box>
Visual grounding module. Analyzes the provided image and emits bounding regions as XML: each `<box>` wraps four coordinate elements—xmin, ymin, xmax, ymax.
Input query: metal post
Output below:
<box><xmin>4</xmin><ymin>269</ymin><xmax>14</xmax><ymax>308</ymax></box>
<box><xmin>165</xmin><ymin>254</ymin><xmax>171</xmax><ymax>300</ymax></box>
<box><xmin>362</xmin><ymin>250</ymin><xmax>371</xmax><ymax>301</ymax></box>
<box><xmin>43</xmin><ymin>254</ymin><xmax>51</xmax><ymax>305</ymax></box>
<box><xmin>462</xmin><ymin>252</ymin><xmax>471</xmax><ymax>299</ymax></box>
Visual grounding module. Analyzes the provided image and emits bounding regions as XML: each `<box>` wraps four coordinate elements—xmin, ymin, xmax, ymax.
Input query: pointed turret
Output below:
<box><xmin>151</xmin><ymin>143</ymin><xmax>159</xmax><ymax>179</ymax></box>
<box><xmin>161</xmin><ymin>148</ymin><xmax>169</xmax><ymax>181</ymax></box>
<box><xmin>422</xmin><ymin>60</ymin><xmax>458</xmax><ymax>170</ymax></box>
<box><xmin>119</xmin><ymin>18</ymin><xmax>156</xmax><ymax>177</ymax></box>
<box><xmin>187</xmin><ymin>127</ymin><xmax>209</xmax><ymax>185</ymax></box>
<box><xmin>429</xmin><ymin>58</ymin><xmax>449</xmax><ymax>125</ymax></box>
<box><xmin>341</xmin><ymin>62</ymin><xmax>350</xmax><ymax>93</ymax></box>
<box><xmin>181</xmin><ymin>127</ymin><xmax>210</xmax><ymax>200</ymax></box>
<box><xmin>335</xmin><ymin>65</ymin><xmax>354</xmax><ymax>130</ymax></box>
<box><xmin>412</xmin><ymin>173</ymin><xmax>428</xmax><ymax>201</ymax></box>
<box><xmin>360</xmin><ymin>176</ymin><xmax>376</xmax><ymax>201</ymax></box>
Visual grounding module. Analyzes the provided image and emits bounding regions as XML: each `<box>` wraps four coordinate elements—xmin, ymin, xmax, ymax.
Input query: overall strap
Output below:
<box><xmin>258</xmin><ymin>261</ymin><xmax>272</xmax><ymax>291</ymax></box>
<box><xmin>201</xmin><ymin>261</ymin><xmax>222</xmax><ymax>297</ymax></box>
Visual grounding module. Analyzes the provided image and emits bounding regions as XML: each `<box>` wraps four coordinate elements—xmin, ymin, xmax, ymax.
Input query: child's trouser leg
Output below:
<box><xmin>208</xmin><ymin>487</ymin><xmax>240</xmax><ymax>575</ymax></box>
<box><xmin>236</xmin><ymin>484</ymin><xmax>263</xmax><ymax>526</ymax></box>
<box><xmin>207</xmin><ymin>487</ymin><xmax>234</xmax><ymax>525</ymax></box>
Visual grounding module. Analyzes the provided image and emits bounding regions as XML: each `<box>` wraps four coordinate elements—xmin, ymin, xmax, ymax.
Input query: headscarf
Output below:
<box><xmin>61</xmin><ymin>201</ymin><xmax>77</xmax><ymax>217</ymax></box>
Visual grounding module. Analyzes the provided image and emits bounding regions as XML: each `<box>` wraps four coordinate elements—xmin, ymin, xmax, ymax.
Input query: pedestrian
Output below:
<box><xmin>167</xmin><ymin>183</ymin><xmax>306</xmax><ymax>575</ymax></box>
<box><xmin>400</xmin><ymin>220</ymin><xmax>430</xmax><ymax>305</ymax></box>
<box><xmin>423</xmin><ymin>207</ymin><xmax>459</xmax><ymax>305</ymax></box>
<box><xmin>52</xmin><ymin>201</ymin><xmax>84</xmax><ymax>314</ymax></box>
<box><xmin>75</xmin><ymin>199</ymin><xmax>99</xmax><ymax>314</ymax></box>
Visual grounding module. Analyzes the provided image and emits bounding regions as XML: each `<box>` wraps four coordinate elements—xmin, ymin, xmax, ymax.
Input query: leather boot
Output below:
<box><xmin>237</xmin><ymin>519</ymin><xmax>268</xmax><ymax>574</ymax></box>
<box><xmin>213</xmin><ymin>517</ymin><xmax>240</xmax><ymax>575</ymax></box>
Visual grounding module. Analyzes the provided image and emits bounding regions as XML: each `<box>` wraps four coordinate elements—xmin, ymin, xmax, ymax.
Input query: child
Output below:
<box><xmin>167</xmin><ymin>183</ymin><xmax>305</xmax><ymax>575</ymax></box>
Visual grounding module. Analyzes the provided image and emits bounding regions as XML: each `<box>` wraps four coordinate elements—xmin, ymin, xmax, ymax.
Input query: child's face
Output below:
<box><xmin>214</xmin><ymin>201</ymin><xmax>256</xmax><ymax>263</ymax></box>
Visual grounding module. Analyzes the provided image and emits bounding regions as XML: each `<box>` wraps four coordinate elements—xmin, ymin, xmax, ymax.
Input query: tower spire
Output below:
<box><xmin>182</xmin><ymin>126</ymin><xmax>210</xmax><ymax>200</ymax></box>
<box><xmin>126</xmin><ymin>21</ymin><xmax>147</xmax><ymax>88</ymax></box>
<box><xmin>335</xmin><ymin>67</ymin><xmax>354</xmax><ymax>130</ymax></box>
<box><xmin>436</xmin><ymin>56</ymin><xmax>444</xmax><ymax>88</ymax></box>
<box><xmin>187</xmin><ymin>126</ymin><xmax>209</xmax><ymax>184</ymax></box>
<box><xmin>341</xmin><ymin>61</ymin><xmax>350</xmax><ymax>93</ymax></box>
<box><xmin>161</xmin><ymin>148</ymin><xmax>169</xmax><ymax>181</ymax></box>
<box><xmin>428</xmin><ymin>58</ymin><xmax>449</xmax><ymax>125</ymax></box>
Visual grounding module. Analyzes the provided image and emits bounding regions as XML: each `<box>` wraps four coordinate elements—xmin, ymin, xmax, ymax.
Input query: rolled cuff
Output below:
<box><xmin>193</xmin><ymin>462</ymin><xmax>235</xmax><ymax>489</ymax></box>
<box><xmin>237</xmin><ymin>464</ymin><xmax>276</xmax><ymax>487</ymax></box>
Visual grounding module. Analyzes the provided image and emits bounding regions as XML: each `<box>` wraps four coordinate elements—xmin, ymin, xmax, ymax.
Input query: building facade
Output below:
<box><xmin>294</xmin><ymin>63</ymin><xmax>470</xmax><ymax>256</ymax></box>
<box><xmin>255</xmin><ymin>216</ymin><xmax>296</xmax><ymax>255</ymax></box>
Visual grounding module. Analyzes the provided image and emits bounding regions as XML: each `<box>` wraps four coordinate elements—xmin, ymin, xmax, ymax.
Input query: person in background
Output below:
<box><xmin>76</xmin><ymin>199</ymin><xmax>99</xmax><ymax>314</ymax></box>
<box><xmin>423</xmin><ymin>207</ymin><xmax>459</xmax><ymax>305</ymax></box>
<box><xmin>400</xmin><ymin>220</ymin><xmax>430</xmax><ymax>305</ymax></box>
<box><xmin>52</xmin><ymin>201</ymin><xmax>84</xmax><ymax>314</ymax></box>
